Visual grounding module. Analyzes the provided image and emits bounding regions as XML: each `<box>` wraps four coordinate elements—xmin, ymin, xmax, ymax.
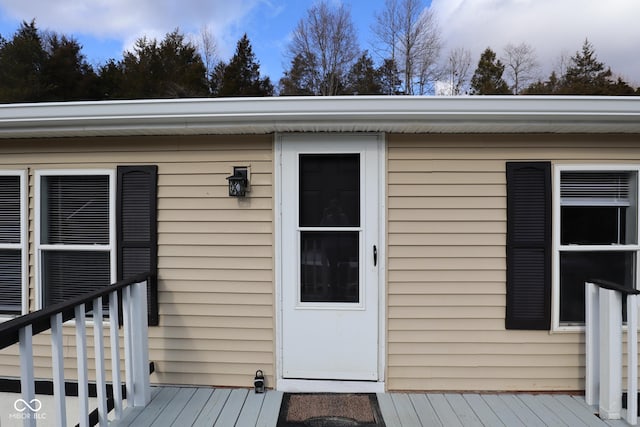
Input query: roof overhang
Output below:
<box><xmin>0</xmin><ymin>96</ymin><xmax>639</xmax><ymax>138</ymax></box>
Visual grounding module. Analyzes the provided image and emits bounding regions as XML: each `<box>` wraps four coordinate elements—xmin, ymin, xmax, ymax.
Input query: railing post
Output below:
<box><xmin>19</xmin><ymin>324</ymin><xmax>35</xmax><ymax>427</ymax></box>
<box><xmin>109</xmin><ymin>290</ymin><xmax>124</xmax><ymax>419</ymax></box>
<box><xmin>123</xmin><ymin>285</ymin><xmax>134</xmax><ymax>405</ymax></box>
<box><xmin>585</xmin><ymin>282</ymin><xmax>599</xmax><ymax>406</ymax></box>
<box><xmin>114</xmin><ymin>274</ymin><xmax>152</xmax><ymax>411</ymax></box>
<box><xmin>627</xmin><ymin>293</ymin><xmax>638</xmax><ymax>425</ymax></box>
<box><xmin>75</xmin><ymin>304</ymin><xmax>89</xmax><ymax>427</ymax></box>
<box><xmin>129</xmin><ymin>279</ymin><xmax>150</xmax><ymax>407</ymax></box>
<box><xmin>599</xmin><ymin>287</ymin><xmax>623</xmax><ymax>419</ymax></box>
<box><xmin>51</xmin><ymin>312</ymin><xmax>67</xmax><ymax>427</ymax></box>
<box><xmin>93</xmin><ymin>297</ymin><xmax>108</xmax><ymax>426</ymax></box>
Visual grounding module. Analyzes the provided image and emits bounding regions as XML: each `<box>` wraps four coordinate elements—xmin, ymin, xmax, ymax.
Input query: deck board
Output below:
<box><xmin>463</xmin><ymin>394</ymin><xmax>505</xmax><ymax>427</ymax></box>
<box><xmin>495</xmin><ymin>394</ymin><xmax>545</xmax><ymax>427</ymax></box>
<box><xmin>376</xmin><ymin>393</ymin><xmax>401</xmax><ymax>426</ymax></box>
<box><xmin>554</xmin><ymin>395</ymin><xmax>609</xmax><ymax>427</ymax></box>
<box><xmin>112</xmin><ymin>387</ymin><xmax>636</xmax><ymax>426</ymax></box>
<box><xmin>192</xmin><ymin>388</ymin><xmax>231</xmax><ymax>426</ymax></box>
<box><xmin>427</xmin><ymin>394</ymin><xmax>464</xmax><ymax>427</ymax></box>
<box><xmin>390</xmin><ymin>393</ymin><xmax>422</xmax><ymax>427</ymax></box>
<box><xmin>517</xmin><ymin>394</ymin><xmax>569</xmax><ymax>426</ymax></box>
<box><xmin>149</xmin><ymin>387</ymin><xmax>197</xmax><ymax>427</ymax></box>
<box><xmin>109</xmin><ymin>387</ymin><xmax>165</xmax><ymax>427</ymax></box>
<box><xmin>173</xmin><ymin>388</ymin><xmax>215</xmax><ymax>426</ymax></box>
<box><xmin>132</xmin><ymin>387</ymin><xmax>181</xmax><ymax>426</ymax></box>
<box><xmin>235</xmin><ymin>390</ymin><xmax>266</xmax><ymax>427</ymax></box>
<box><xmin>445</xmin><ymin>393</ymin><xmax>484</xmax><ymax>426</ymax></box>
<box><xmin>408</xmin><ymin>393</ymin><xmax>442</xmax><ymax>426</ymax></box>
<box><xmin>255</xmin><ymin>390</ymin><xmax>283</xmax><ymax>427</ymax></box>
<box><xmin>539</xmin><ymin>394</ymin><xmax>595</xmax><ymax>426</ymax></box>
<box><xmin>215</xmin><ymin>389</ymin><xmax>249</xmax><ymax>426</ymax></box>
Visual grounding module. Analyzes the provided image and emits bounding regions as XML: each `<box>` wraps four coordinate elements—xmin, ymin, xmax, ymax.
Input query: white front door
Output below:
<box><xmin>279</xmin><ymin>134</ymin><xmax>381</xmax><ymax>381</ymax></box>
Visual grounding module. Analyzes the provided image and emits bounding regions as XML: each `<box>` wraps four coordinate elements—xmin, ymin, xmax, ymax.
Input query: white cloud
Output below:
<box><xmin>431</xmin><ymin>0</ymin><xmax>640</xmax><ymax>85</ymax></box>
<box><xmin>0</xmin><ymin>0</ymin><xmax>266</xmax><ymax>58</ymax></box>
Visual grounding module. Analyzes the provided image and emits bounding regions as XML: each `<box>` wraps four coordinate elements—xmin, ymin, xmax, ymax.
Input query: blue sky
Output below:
<box><xmin>0</xmin><ymin>0</ymin><xmax>638</xmax><ymax>86</ymax></box>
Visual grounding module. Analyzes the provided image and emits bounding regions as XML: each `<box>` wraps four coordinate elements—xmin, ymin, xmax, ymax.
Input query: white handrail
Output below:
<box><xmin>1</xmin><ymin>275</ymin><xmax>151</xmax><ymax>426</ymax></box>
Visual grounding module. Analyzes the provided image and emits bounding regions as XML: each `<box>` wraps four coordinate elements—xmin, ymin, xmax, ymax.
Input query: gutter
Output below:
<box><xmin>0</xmin><ymin>96</ymin><xmax>639</xmax><ymax>138</ymax></box>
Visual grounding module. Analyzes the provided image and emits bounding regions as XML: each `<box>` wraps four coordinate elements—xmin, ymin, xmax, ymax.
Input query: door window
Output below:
<box><xmin>299</xmin><ymin>154</ymin><xmax>360</xmax><ymax>303</ymax></box>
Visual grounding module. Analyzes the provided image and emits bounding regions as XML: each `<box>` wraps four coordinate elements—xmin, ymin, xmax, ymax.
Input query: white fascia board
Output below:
<box><xmin>0</xmin><ymin>96</ymin><xmax>640</xmax><ymax>138</ymax></box>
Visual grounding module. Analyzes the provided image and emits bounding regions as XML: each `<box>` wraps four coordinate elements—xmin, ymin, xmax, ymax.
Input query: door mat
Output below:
<box><xmin>277</xmin><ymin>393</ymin><xmax>386</xmax><ymax>427</ymax></box>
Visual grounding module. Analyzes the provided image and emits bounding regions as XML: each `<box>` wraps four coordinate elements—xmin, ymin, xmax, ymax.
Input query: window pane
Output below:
<box><xmin>299</xmin><ymin>154</ymin><xmax>360</xmax><ymax>227</ymax></box>
<box><xmin>0</xmin><ymin>250</ymin><xmax>21</xmax><ymax>313</ymax></box>
<box><xmin>42</xmin><ymin>175</ymin><xmax>109</xmax><ymax>244</ymax></box>
<box><xmin>42</xmin><ymin>251</ymin><xmax>110</xmax><ymax>307</ymax></box>
<box><xmin>560</xmin><ymin>251</ymin><xmax>635</xmax><ymax>323</ymax></box>
<box><xmin>0</xmin><ymin>176</ymin><xmax>20</xmax><ymax>244</ymax></box>
<box><xmin>561</xmin><ymin>206</ymin><xmax>629</xmax><ymax>244</ymax></box>
<box><xmin>300</xmin><ymin>231</ymin><xmax>359</xmax><ymax>303</ymax></box>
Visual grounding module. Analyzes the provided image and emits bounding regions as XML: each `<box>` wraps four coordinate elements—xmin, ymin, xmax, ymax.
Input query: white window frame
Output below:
<box><xmin>0</xmin><ymin>170</ymin><xmax>28</xmax><ymax>316</ymax></box>
<box><xmin>34</xmin><ymin>170</ymin><xmax>116</xmax><ymax>310</ymax></box>
<box><xmin>553</xmin><ymin>164</ymin><xmax>640</xmax><ymax>332</ymax></box>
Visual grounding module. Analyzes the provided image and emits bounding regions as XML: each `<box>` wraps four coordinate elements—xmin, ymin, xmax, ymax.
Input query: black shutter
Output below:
<box><xmin>0</xmin><ymin>175</ymin><xmax>22</xmax><ymax>313</ymax></box>
<box><xmin>117</xmin><ymin>166</ymin><xmax>158</xmax><ymax>326</ymax></box>
<box><xmin>506</xmin><ymin>162</ymin><xmax>551</xmax><ymax>330</ymax></box>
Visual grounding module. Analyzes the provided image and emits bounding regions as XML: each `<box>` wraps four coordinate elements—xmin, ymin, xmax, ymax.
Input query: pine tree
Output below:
<box><xmin>114</xmin><ymin>29</ymin><xmax>208</xmax><ymax>99</ymax></box>
<box><xmin>470</xmin><ymin>48</ymin><xmax>511</xmax><ymax>95</ymax></box>
<box><xmin>378</xmin><ymin>58</ymin><xmax>402</xmax><ymax>95</ymax></box>
<box><xmin>523</xmin><ymin>40</ymin><xmax>635</xmax><ymax>95</ymax></box>
<box><xmin>560</xmin><ymin>39</ymin><xmax>620</xmax><ymax>95</ymax></box>
<box><xmin>278</xmin><ymin>53</ymin><xmax>317</xmax><ymax>96</ymax></box>
<box><xmin>342</xmin><ymin>52</ymin><xmax>383</xmax><ymax>95</ymax></box>
<box><xmin>0</xmin><ymin>20</ymin><xmax>47</xmax><ymax>102</ymax></box>
<box><xmin>213</xmin><ymin>34</ymin><xmax>273</xmax><ymax>97</ymax></box>
<box><xmin>43</xmin><ymin>34</ymin><xmax>100</xmax><ymax>101</ymax></box>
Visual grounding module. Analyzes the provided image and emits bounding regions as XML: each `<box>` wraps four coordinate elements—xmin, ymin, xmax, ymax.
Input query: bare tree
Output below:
<box><xmin>198</xmin><ymin>25</ymin><xmax>218</xmax><ymax>80</ymax></box>
<box><xmin>371</xmin><ymin>0</ymin><xmax>401</xmax><ymax>62</ymax></box>
<box><xmin>287</xmin><ymin>1</ymin><xmax>360</xmax><ymax>95</ymax></box>
<box><xmin>554</xmin><ymin>49</ymin><xmax>571</xmax><ymax>79</ymax></box>
<box><xmin>372</xmin><ymin>0</ymin><xmax>442</xmax><ymax>95</ymax></box>
<box><xmin>413</xmin><ymin>8</ymin><xmax>442</xmax><ymax>94</ymax></box>
<box><xmin>502</xmin><ymin>42</ymin><xmax>539</xmax><ymax>94</ymax></box>
<box><xmin>444</xmin><ymin>47</ymin><xmax>472</xmax><ymax>95</ymax></box>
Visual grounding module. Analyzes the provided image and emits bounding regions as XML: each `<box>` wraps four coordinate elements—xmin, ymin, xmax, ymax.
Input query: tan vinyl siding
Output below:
<box><xmin>386</xmin><ymin>133</ymin><xmax>640</xmax><ymax>392</ymax></box>
<box><xmin>0</xmin><ymin>134</ymin><xmax>274</xmax><ymax>388</ymax></box>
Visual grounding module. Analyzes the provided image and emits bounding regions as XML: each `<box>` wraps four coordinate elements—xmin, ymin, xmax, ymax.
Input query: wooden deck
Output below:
<box><xmin>109</xmin><ymin>386</ymin><xmax>634</xmax><ymax>426</ymax></box>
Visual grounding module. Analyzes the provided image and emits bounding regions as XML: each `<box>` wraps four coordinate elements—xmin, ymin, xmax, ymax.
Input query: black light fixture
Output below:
<box><xmin>253</xmin><ymin>370</ymin><xmax>265</xmax><ymax>393</ymax></box>
<box><xmin>227</xmin><ymin>166</ymin><xmax>249</xmax><ymax>197</ymax></box>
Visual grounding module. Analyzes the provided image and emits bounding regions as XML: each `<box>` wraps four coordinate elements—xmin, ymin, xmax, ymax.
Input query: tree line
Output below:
<box><xmin>0</xmin><ymin>1</ymin><xmax>638</xmax><ymax>103</ymax></box>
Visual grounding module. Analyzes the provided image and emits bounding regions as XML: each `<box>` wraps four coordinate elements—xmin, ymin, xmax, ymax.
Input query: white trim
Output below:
<box><xmin>0</xmin><ymin>170</ymin><xmax>28</xmax><ymax>316</ymax></box>
<box><xmin>34</xmin><ymin>169</ymin><xmax>116</xmax><ymax>310</ymax></box>
<box><xmin>376</xmin><ymin>133</ymin><xmax>387</xmax><ymax>384</ymax></box>
<box><xmin>277</xmin><ymin>379</ymin><xmax>385</xmax><ymax>394</ymax></box>
<box><xmin>1</xmin><ymin>96</ymin><xmax>640</xmax><ymax>138</ymax></box>
<box><xmin>274</xmin><ymin>133</ymin><xmax>387</xmax><ymax>391</ymax></box>
<box><xmin>553</xmin><ymin>164</ymin><xmax>640</xmax><ymax>332</ymax></box>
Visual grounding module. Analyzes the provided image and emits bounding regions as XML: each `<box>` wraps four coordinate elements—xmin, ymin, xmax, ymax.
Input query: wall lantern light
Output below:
<box><xmin>254</xmin><ymin>370</ymin><xmax>265</xmax><ymax>393</ymax></box>
<box><xmin>227</xmin><ymin>166</ymin><xmax>249</xmax><ymax>197</ymax></box>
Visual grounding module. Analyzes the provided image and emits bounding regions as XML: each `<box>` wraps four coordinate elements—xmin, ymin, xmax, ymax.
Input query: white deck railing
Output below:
<box><xmin>0</xmin><ymin>273</ymin><xmax>152</xmax><ymax>427</ymax></box>
<box><xmin>585</xmin><ymin>279</ymin><xmax>639</xmax><ymax>425</ymax></box>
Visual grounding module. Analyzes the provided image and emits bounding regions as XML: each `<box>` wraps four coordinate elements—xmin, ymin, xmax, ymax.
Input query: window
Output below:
<box><xmin>555</xmin><ymin>167</ymin><xmax>639</xmax><ymax>327</ymax></box>
<box><xmin>506</xmin><ymin>163</ymin><xmax>640</xmax><ymax>331</ymax></box>
<box><xmin>0</xmin><ymin>171</ymin><xmax>27</xmax><ymax>315</ymax></box>
<box><xmin>36</xmin><ymin>171</ymin><xmax>115</xmax><ymax>308</ymax></box>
